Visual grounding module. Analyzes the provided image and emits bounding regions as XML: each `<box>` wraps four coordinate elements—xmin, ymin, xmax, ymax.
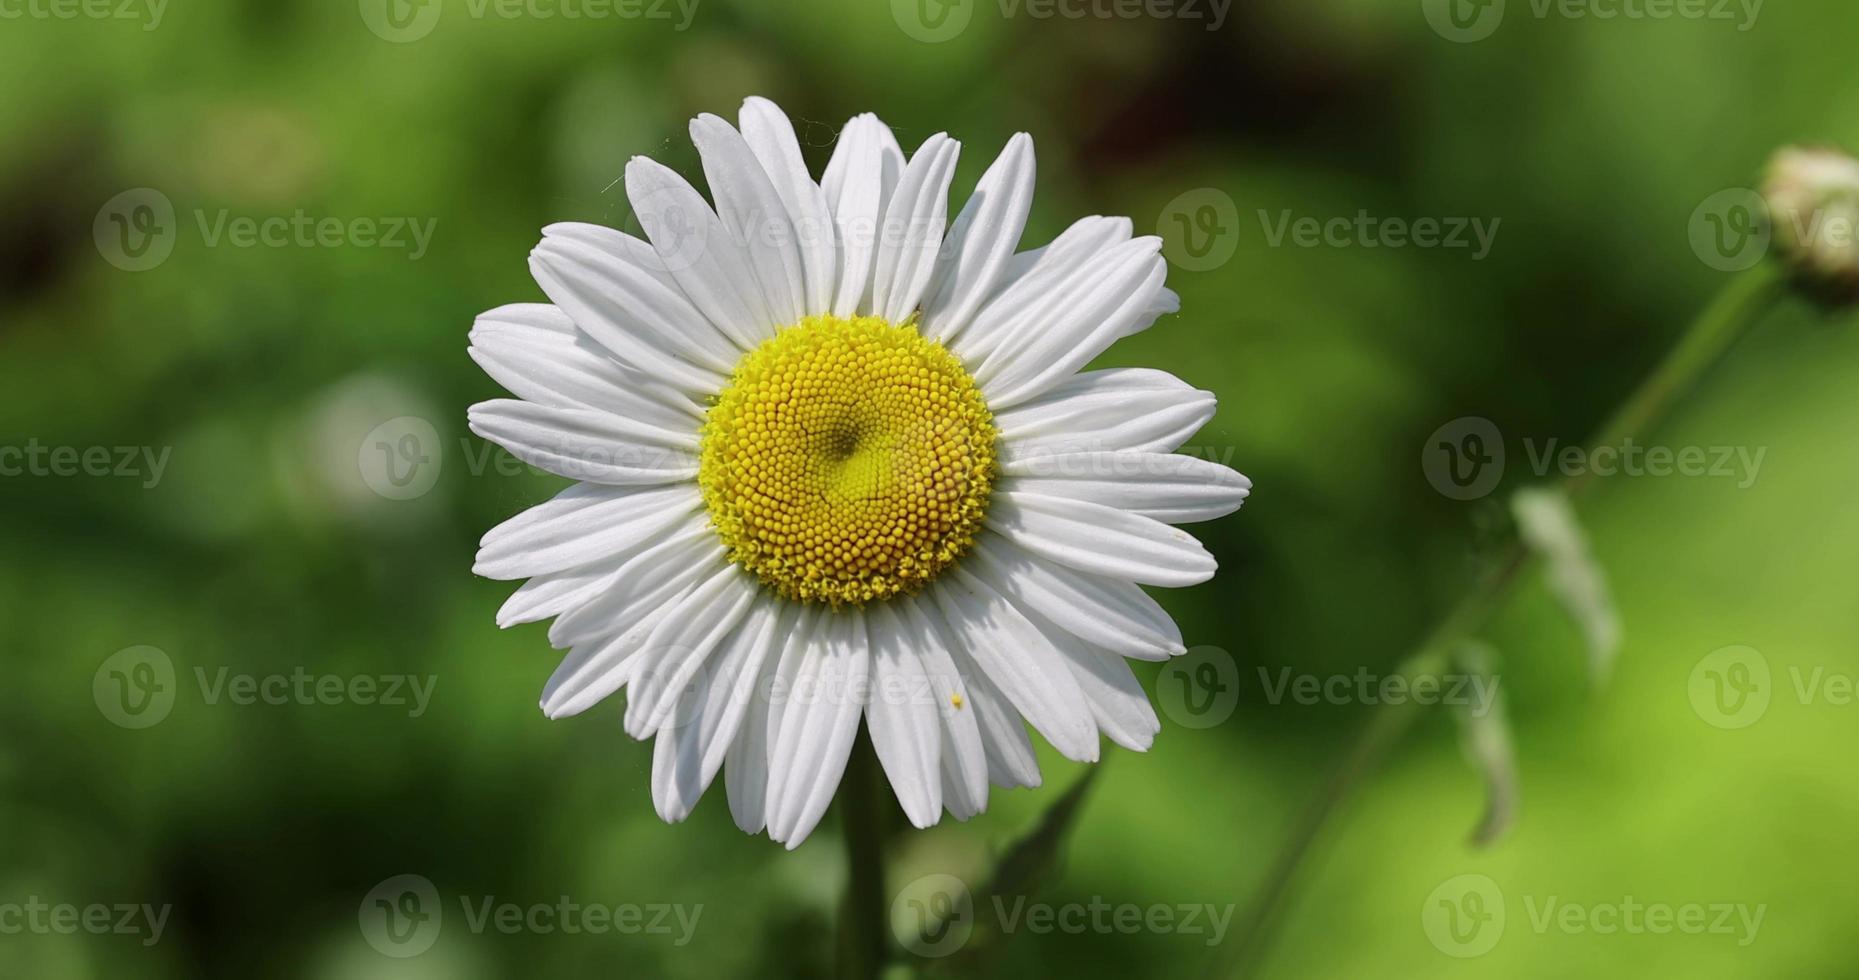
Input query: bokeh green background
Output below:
<box><xmin>4</xmin><ymin>0</ymin><xmax>1859</xmax><ymax>976</ymax></box>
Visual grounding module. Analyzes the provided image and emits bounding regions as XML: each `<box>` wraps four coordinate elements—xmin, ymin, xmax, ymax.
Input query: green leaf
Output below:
<box><xmin>1451</xmin><ymin>642</ymin><xmax>1519</xmax><ymax>848</ymax></box>
<box><xmin>1511</xmin><ymin>486</ymin><xmax>1622</xmax><ymax>687</ymax></box>
<box><xmin>925</xmin><ymin>766</ymin><xmax>1103</xmax><ymax>975</ymax></box>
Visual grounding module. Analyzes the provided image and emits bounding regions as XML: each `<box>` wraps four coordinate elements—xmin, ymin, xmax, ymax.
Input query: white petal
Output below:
<box><xmin>470</xmin><ymin>310</ymin><xmax>705</xmax><ymax>426</ymax></box>
<box><xmin>538</xmin><ymin>576</ymin><xmax>698</xmax><ymax>720</ymax></box>
<box><xmin>869</xmin><ymin>134</ymin><xmax>961</xmax><ymax>323</ymax></box>
<box><xmin>921</xmin><ymin>133</ymin><xmax>1035</xmax><ymax>342</ymax></box>
<box><xmin>527</xmin><ymin>241</ymin><xmax>730</xmax><ymax>394</ymax></box>
<box><xmin>473</xmin><ymin>482</ymin><xmax>701</xmax><ymax>580</ymax></box>
<box><xmin>822</xmin><ymin>113</ymin><xmax>901</xmax><ymax>206</ymax></box>
<box><xmin>726</xmin><ymin>604</ymin><xmax>814</xmax><ymax>834</ymax></box>
<box><xmin>824</xmin><ymin>114</ymin><xmax>905</xmax><ymax>317</ymax></box>
<box><xmin>986</xmin><ymin>490</ymin><xmax>1217</xmax><ymax>588</ymax></box>
<box><xmin>975</xmin><ymin>239</ymin><xmax>1171</xmax><ymax>410</ymax></box>
<box><xmin>539</xmin><ymin>221</ymin><xmax>672</xmax><ymax>281</ymax></box>
<box><xmin>766</xmin><ymin>610</ymin><xmax>871</xmax><ymax>848</ymax></box>
<box><xmin>739</xmin><ymin>97</ymin><xmax>838</xmax><ymax>316</ymax></box>
<box><xmin>1001</xmin><ymin>453</ymin><xmax>1252</xmax><ymax>524</ymax></box>
<box><xmin>1063</xmin><ymin>644</ymin><xmax>1160</xmax><ymax>752</ymax></box>
<box><xmin>624</xmin><ymin>564</ymin><xmax>759</xmax><ymax>739</ymax></box>
<box><xmin>467</xmin><ymin>399</ymin><xmax>698</xmax><ymax>486</ymax></box>
<box><xmin>624</xmin><ymin>155</ymin><xmax>774</xmax><ymax>348</ymax></box>
<box><xmin>494</xmin><ymin>557</ymin><xmax>626</xmax><ymax>628</ymax></box>
<box><xmin>1144</xmin><ymin>285</ymin><xmax>1182</xmax><ymax>320</ymax></box>
<box><xmin>650</xmin><ymin>683</ymin><xmax>710</xmax><ymax>823</ymax></box>
<box><xmin>999</xmin><ymin>215</ymin><xmax>1132</xmax><ymax>285</ymax></box>
<box><xmin>691</xmin><ymin>113</ymin><xmax>806</xmax><ymax>326</ymax></box>
<box><xmin>931</xmin><ymin>567</ymin><xmax>1098</xmax><ymax>763</ymax></box>
<box><xmin>944</xmin><ymin>640</ymin><xmax>1041</xmax><ymax>791</ymax></box>
<box><xmin>995</xmin><ymin>368</ymin><xmax>1214</xmax><ymax>457</ymax></box>
<box><xmin>950</xmin><ymin>216</ymin><xmax>1132</xmax><ymax>365</ymax></box>
<box><xmin>546</xmin><ymin>520</ymin><xmax>721</xmax><ymax>650</ymax></box>
<box><xmin>533</xmin><ymin>225</ymin><xmax>742</xmax><ymax>369</ymax></box>
<box><xmin>863</xmin><ymin>601</ymin><xmax>943</xmax><ymax>829</ymax></box>
<box><xmin>469</xmin><ymin>301</ymin><xmax>578</xmax><ymax>338</ymax></box>
<box><xmin>967</xmin><ymin>532</ymin><xmax>1184</xmax><ymax>660</ymax></box>
<box><xmin>895</xmin><ymin>595</ymin><xmax>990</xmax><ymax>816</ymax></box>
<box><xmin>653</xmin><ymin>598</ymin><xmax>785</xmax><ymax>811</ymax></box>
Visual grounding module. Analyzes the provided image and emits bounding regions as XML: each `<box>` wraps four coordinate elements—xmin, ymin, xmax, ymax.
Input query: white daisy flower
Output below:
<box><xmin>469</xmin><ymin>97</ymin><xmax>1251</xmax><ymax>848</ymax></box>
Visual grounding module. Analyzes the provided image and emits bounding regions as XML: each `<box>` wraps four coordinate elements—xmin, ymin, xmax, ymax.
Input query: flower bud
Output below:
<box><xmin>1762</xmin><ymin>144</ymin><xmax>1859</xmax><ymax>306</ymax></box>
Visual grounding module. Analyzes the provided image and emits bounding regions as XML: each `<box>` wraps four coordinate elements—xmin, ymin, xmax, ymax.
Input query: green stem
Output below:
<box><xmin>837</xmin><ymin>736</ymin><xmax>888</xmax><ymax>980</ymax></box>
<box><xmin>1571</xmin><ymin>264</ymin><xmax>1785</xmax><ymax>497</ymax></box>
<box><xmin>1213</xmin><ymin>264</ymin><xmax>1787</xmax><ymax>980</ymax></box>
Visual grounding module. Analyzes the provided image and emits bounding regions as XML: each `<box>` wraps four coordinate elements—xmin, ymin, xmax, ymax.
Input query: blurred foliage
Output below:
<box><xmin>3</xmin><ymin>0</ymin><xmax>1859</xmax><ymax>976</ymax></box>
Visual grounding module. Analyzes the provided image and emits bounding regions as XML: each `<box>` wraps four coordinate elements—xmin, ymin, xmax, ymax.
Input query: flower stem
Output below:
<box><xmin>837</xmin><ymin>735</ymin><xmax>888</xmax><ymax>980</ymax></box>
<box><xmin>1213</xmin><ymin>264</ymin><xmax>1788</xmax><ymax>980</ymax></box>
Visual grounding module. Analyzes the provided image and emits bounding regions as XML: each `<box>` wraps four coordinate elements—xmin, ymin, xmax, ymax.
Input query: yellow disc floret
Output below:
<box><xmin>699</xmin><ymin>314</ymin><xmax>997</xmax><ymax>605</ymax></box>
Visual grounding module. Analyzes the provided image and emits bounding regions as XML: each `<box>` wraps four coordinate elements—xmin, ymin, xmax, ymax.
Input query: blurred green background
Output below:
<box><xmin>4</xmin><ymin>0</ymin><xmax>1859</xmax><ymax>976</ymax></box>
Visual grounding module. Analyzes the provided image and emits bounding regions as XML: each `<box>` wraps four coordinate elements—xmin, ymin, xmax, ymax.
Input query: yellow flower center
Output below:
<box><xmin>699</xmin><ymin>314</ymin><xmax>997</xmax><ymax>605</ymax></box>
